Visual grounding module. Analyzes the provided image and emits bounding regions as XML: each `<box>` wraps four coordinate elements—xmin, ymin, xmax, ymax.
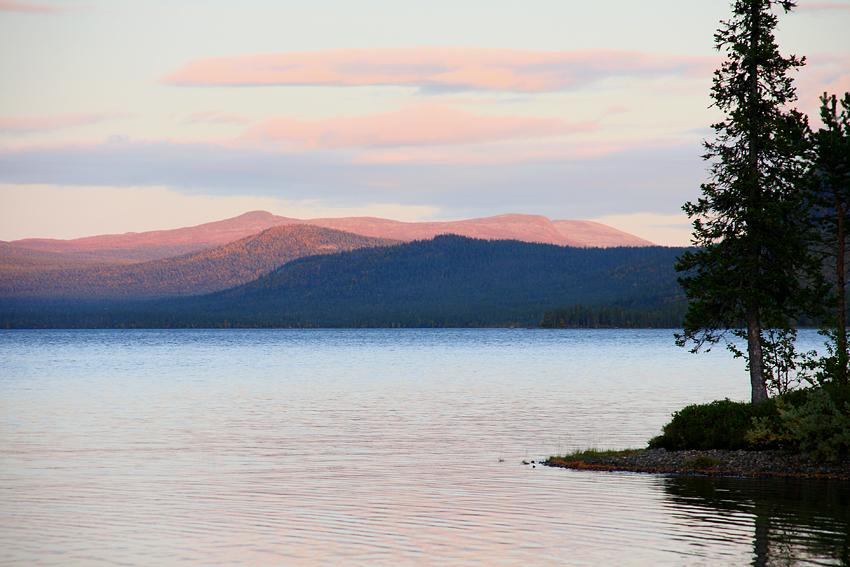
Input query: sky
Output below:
<box><xmin>1</xmin><ymin>0</ymin><xmax>848</xmax><ymax>245</ymax></box>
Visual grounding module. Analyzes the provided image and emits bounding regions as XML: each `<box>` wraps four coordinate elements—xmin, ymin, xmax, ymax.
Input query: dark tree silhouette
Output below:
<box><xmin>808</xmin><ymin>92</ymin><xmax>850</xmax><ymax>384</ymax></box>
<box><xmin>676</xmin><ymin>0</ymin><xmax>813</xmax><ymax>404</ymax></box>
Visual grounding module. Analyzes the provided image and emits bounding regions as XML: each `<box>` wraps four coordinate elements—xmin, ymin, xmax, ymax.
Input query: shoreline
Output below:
<box><xmin>544</xmin><ymin>449</ymin><xmax>850</xmax><ymax>481</ymax></box>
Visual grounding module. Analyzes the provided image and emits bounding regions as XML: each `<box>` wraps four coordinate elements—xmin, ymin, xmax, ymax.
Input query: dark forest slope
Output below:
<box><xmin>157</xmin><ymin>235</ymin><xmax>687</xmax><ymax>327</ymax></box>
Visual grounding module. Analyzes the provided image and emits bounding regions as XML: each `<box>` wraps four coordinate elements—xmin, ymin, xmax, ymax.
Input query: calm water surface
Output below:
<box><xmin>0</xmin><ymin>329</ymin><xmax>847</xmax><ymax>566</ymax></box>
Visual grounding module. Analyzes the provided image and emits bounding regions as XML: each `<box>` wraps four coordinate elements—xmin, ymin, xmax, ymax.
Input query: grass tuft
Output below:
<box><xmin>547</xmin><ymin>447</ymin><xmax>646</xmax><ymax>463</ymax></box>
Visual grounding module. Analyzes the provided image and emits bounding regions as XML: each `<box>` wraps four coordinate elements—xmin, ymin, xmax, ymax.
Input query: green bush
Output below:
<box><xmin>778</xmin><ymin>389</ymin><xmax>850</xmax><ymax>463</ymax></box>
<box><xmin>745</xmin><ymin>399</ymin><xmax>795</xmax><ymax>449</ymax></box>
<box><xmin>648</xmin><ymin>399</ymin><xmax>773</xmax><ymax>450</ymax></box>
<box><xmin>650</xmin><ymin>384</ymin><xmax>850</xmax><ymax>459</ymax></box>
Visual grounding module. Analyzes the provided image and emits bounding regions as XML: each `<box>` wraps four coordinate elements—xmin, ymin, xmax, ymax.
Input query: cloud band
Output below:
<box><xmin>162</xmin><ymin>47</ymin><xmax>718</xmax><ymax>93</ymax></box>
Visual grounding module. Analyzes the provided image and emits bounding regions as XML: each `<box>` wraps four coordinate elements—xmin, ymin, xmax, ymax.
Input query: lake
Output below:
<box><xmin>1</xmin><ymin>328</ymin><xmax>847</xmax><ymax>566</ymax></box>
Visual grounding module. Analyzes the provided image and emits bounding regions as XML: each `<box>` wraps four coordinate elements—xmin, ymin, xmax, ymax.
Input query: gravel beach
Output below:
<box><xmin>544</xmin><ymin>449</ymin><xmax>850</xmax><ymax>480</ymax></box>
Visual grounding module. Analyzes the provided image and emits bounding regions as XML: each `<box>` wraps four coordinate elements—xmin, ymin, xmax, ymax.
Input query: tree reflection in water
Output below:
<box><xmin>663</xmin><ymin>475</ymin><xmax>850</xmax><ymax>566</ymax></box>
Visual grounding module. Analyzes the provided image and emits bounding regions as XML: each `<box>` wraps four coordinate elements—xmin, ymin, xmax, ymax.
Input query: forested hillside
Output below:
<box><xmin>0</xmin><ymin>225</ymin><xmax>397</xmax><ymax>301</ymax></box>
<box><xmin>2</xmin><ymin>235</ymin><xmax>686</xmax><ymax>328</ymax></box>
<box><xmin>143</xmin><ymin>235</ymin><xmax>686</xmax><ymax>327</ymax></box>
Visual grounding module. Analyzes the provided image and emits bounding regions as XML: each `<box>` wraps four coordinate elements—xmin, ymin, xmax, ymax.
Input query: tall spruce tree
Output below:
<box><xmin>808</xmin><ymin>92</ymin><xmax>850</xmax><ymax>384</ymax></box>
<box><xmin>675</xmin><ymin>0</ymin><xmax>812</xmax><ymax>404</ymax></box>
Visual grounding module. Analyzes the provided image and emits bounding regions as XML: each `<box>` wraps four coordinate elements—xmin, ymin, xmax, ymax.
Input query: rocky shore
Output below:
<box><xmin>544</xmin><ymin>449</ymin><xmax>850</xmax><ymax>480</ymax></box>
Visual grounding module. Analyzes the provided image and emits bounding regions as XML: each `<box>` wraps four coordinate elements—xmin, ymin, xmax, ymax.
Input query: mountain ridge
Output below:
<box><xmin>0</xmin><ymin>224</ymin><xmax>397</xmax><ymax>301</ymax></box>
<box><xmin>6</xmin><ymin>211</ymin><xmax>655</xmax><ymax>262</ymax></box>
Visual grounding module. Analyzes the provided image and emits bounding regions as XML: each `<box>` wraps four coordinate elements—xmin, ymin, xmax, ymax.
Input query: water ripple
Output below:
<box><xmin>1</xmin><ymin>329</ymin><xmax>846</xmax><ymax>566</ymax></box>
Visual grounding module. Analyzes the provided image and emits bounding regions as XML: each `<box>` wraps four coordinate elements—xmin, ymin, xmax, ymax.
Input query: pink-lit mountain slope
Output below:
<box><xmin>550</xmin><ymin>220</ymin><xmax>654</xmax><ymax>248</ymax></box>
<box><xmin>303</xmin><ymin>214</ymin><xmax>585</xmax><ymax>246</ymax></box>
<box><xmin>6</xmin><ymin>211</ymin><xmax>656</xmax><ymax>263</ymax></box>
<box><xmin>8</xmin><ymin>211</ymin><xmax>292</xmax><ymax>262</ymax></box>
<box><xmin>0</xmin><ymin>225</ymin><xmax>397</xmax><ymax>300</ymax></box>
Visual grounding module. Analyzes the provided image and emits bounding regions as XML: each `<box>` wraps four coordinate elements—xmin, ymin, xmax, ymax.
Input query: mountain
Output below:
<box><xmin>6</xmin><ymin>210</ymin><xmax>293</xmax><ymax>262</ymax></box>
<box><xmin>550</xmin><ymin>220</ymin><xmax>653</xmax><ymax>248</ymax></box>
<box><xmin>307</xmin><ymin>215</ymin><xmax>653</xmax><ymax>247</ymax></box>
<box><xmin>141</xmin><ymin>235</ymin><xmax>686</xmax><ymax>328</ymax></box>
<box><xmin>301</xmin><ymin>214</ymin><xmax>586</xmax><ymax>246</ymax></box>
<box><xmin>6</xmin><ymin>211</ymin><xmax>655</xmax><ymax>263</ymax></box>
<box><xmin>0</xmin><ymin>241</ymin><xmax>74</xmax><ymax>260</ymax></box>
<box><xmin>0</xmin><ymin>224</ymin><xmax>397</xmax><ymax>301</ymax></box>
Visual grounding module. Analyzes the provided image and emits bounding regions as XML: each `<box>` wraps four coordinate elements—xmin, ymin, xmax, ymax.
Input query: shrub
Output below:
<box><xmin>746</xmin><ymin>385</ymin><xmax>850</xmax><ymax>461</ymax></box>
<box><xmin>648</xmin><ymin>399</ymin><xmax>773</xmax><ymax>450</ymax></box>
<box><xmin>650</xmin><ymin>384</ymin><xmax>850</xmax><ymax>458</ymax></box>
<box><xmin>779</xmin><ymin>388</ymin><xmax>850</xmax><ymax>463</ymax></box>
<box><xmin>744</xmin><ymin>398</ymin><xmax>795</xmax><ymax>449</ymax></box>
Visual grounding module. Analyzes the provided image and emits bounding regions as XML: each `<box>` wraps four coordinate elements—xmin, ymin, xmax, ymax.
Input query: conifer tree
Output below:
<box><xmin>675</xmin><ymin>0</ymin><xmax>812</xmax><ymax>404</ymax></box>
<box><xmin>808</xmin><ymin>92</ymin><xmax>850</xmax><ymax>384</ymax></box>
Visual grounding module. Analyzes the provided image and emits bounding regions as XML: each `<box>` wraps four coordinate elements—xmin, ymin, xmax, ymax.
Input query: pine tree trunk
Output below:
<box><xmin>747</xmin><ymin>0</ymin><xmax>767</xmax><ymax>404</ymax></box>
<box><xmin>747</xmin><ymin>306</ymin><xmax>768</xmax><ymax>404</ymax></box>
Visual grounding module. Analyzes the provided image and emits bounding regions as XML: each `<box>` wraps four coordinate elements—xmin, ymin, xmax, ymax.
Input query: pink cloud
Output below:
<box><xmin>243</xmin><ymin>103</ymin><xmax>595</xmax><ymax>149</ymax></box>
<box><xmin>0</xmin><ymin>112</ymin><xmax>133</xmax><ymax>134</ymax></box>
<box><xmin>184</xmin><ymin>111</ymin><xmax>253</xmax><ymax>125</ymax></box>
<box><xmin>796</xmin><ymin>2</ymin><xmax>850</xmax><ymax>11</ymax></box>
<box><xmin>161</xmin><ymin>47</ymin><xmax>718</xmax><ymax>93</ymax></box>
<box><xmin>0</xmin><ymin>1</ymin><xmax>69</xmax><ymax>12</ymax></box>
<box><xmin>794</xmin><ymin>53</ymin><xmax>850</xmax><ymax>123</ymax></box>
<box><xmin>356</xmin><ymin>136</ymin><xmax>685</xmax><ymax>166</ymax></box>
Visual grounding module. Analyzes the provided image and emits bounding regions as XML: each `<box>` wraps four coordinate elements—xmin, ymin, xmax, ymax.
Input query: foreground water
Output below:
<box><xmin>0</xmin><ymin>328</ymin><xmax>847</xmax><ymax>566</ymax></box>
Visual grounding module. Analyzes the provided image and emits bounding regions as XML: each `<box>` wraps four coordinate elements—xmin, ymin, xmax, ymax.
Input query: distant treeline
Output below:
<box><xmin>0</xmin><ymin>309</ymin><xmax>534</xmax><ymax>329</ymax></box>
<box><xmin>1</xmin><ymin>303</ymin><xmax>688</xmax><ymax>330</ymax></box>
<box><xmin>540</xmin><ymin>303</ymin><xmax>687</xmax><ymax>329</ymax></box>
